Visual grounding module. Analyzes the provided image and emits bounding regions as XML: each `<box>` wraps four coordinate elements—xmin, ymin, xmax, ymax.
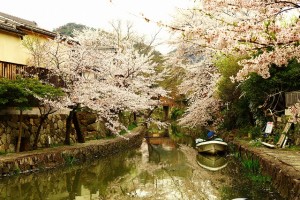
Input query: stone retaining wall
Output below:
<box><xmin>0</xmin><ymin>127</ymin><xmax>145</xmax><ymax>176</ymax></box>
<box><xmin>0</xmin><ymin>114</ymin><xmax>76</xmax><ymax>152</ymax></box>
<box><xmin>0</xmin><ymin>110</ymin><xmax>106</xmax><ymax>153</ymax></box>
<box><xmin>233</xmin><ymin>141</ymin><xmax>300</xmax><ymax>200</ymax></box>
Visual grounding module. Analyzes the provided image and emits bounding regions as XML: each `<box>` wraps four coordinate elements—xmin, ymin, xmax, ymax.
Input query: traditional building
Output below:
<box><xmin>0</xmin><ymin>11</ymin><xmax>56</xmax><ymax>79</ymax></box>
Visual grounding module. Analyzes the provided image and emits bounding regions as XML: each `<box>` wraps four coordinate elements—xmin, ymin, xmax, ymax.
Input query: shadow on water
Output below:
<box><xmin>0</xmin><ymin>137</ymin><xmax>285</xmax><ymax>200</ymax></box>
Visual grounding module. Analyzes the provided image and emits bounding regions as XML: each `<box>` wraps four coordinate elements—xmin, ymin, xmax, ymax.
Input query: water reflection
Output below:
<box><xmin>196</xmin><ymin>154</ymin><xmax>228</xmax><ymax>171</ymax></box>
<box><xmin>0</xmin><ymin>137</ymin><xmax>284</xmax><ymax>200</ymax></box>
<box><xmin>0</xmin><ymin>150</ymin><xmax>135</xmax><ymax>200</ymax></box>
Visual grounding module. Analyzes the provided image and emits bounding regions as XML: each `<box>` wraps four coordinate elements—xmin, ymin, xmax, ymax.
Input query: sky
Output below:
<box><xmin>1</xmin><ymin>0</ymin><xmax>193</xmax><ymax>53</ymax></box>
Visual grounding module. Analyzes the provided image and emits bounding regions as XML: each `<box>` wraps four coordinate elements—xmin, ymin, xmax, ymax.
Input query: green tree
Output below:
<box><xmin>241</xmin><ymin>59</ymin><xmax>300</xmax><ymax>124</ymax></box>
<box><xmin>216</xmin><ymin>54</ymin><xmax>300</xmax><ymax>132</ymax></box>
<box><xmin>0</xmin><ymin>77</ymin><xmax>64</xmax><ymax>152</ymax></box>
<box><xmin>215</xmin><ymin>54</ymin><xmax>254</xmax><ymax>130</ymax></box>
<box><xmin>53</xmin><ymin>23</ymin><xmax>89</xmax><ymax>37</ymax></box>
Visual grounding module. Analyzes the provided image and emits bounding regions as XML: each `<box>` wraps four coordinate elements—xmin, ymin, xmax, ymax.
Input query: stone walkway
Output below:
<box><xmin>234</xmin><ymin>140</ymin><xmax>300</xmax><ymax>200</ymax></box>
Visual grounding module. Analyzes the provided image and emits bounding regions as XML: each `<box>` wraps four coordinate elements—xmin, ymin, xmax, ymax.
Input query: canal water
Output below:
<box><xmin>0</xmin><ymin>138</ymin><xmax>284</xmax><ymax>200</ymax></box>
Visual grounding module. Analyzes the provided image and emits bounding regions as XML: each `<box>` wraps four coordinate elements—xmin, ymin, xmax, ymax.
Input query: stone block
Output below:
<box><xmin>87</xmin><ymin>122</ymin><xmax>99</xmax><ymax>131</ymax></box>
<box><xmin>57</xmin><ymin>120</ymin><xmax>64</xmax><ymax>129</ymax></box>
<box><xmin>7</xmin><ymin>121</ymin><xmax>18</xmax><ymax>129</ymax></box>
<box><xmin>9</xmin><ymin>144</ymin><xmax>15</xmax><ymax>152</ymax></box>
<box><xmin>21</xmin><ymin>122</ymin><xmax>29</xmax><ymax>130</ymax></box>
<box><xmin>0</xmin><ymin>126</ymin><xmax>3</xmax><ymax>135</ymax></box>
<box><xmin>6</xmin><ymin>134</ymin><xmax>11</xmax><ymax>144</ymax></box>
<box><xmin>29</xmin><ymin>118</ymin><xmax>34</xmax><ymax>125</ymax></box>
<box><xmin>31</xmin><ymin>126</ymin><xmax>38</xmax><ymax>133</ymax></box>
<box><xmin>6</xmin><ymin>126</ymin><xmax>12</xmax><ymax>134</ymax></box>
<box><xmin>53</xmin><ymin>123</ymin><xmax>58</xmax><ymax>130</ymax></box>
<box><xmin>11</xmin><ymin>130</ymin><xmax>18</xmax><ymax>137</ymax></box>
<box><xmin>33</xmin><ymin>119</ymin><xmax>40</xmax><ymax>126</ymax></box>
<box><xmin>1</xmin><ymin>134</ymin><xmax>7</xmax><ymax>144</ymax></box>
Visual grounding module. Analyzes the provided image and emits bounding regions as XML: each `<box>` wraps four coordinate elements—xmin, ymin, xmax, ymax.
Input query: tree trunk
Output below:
<box><xmin>133</xmin><ymin>112</ymin><xmax>137</xmax><ymax>124</ymax></box>
<box><xmin>163</xmin><ymin>105</ymin><xmax>169</xmax><ymax>121</ymax></box>
<box><xmin>16</xmin><ymin>110</ymin><xmax>23</xmax><ymax>153</ymax></box>
<box><xmin>65</xmin><ymin>109</ymin><xmax>75</xmax><ymax>145</ymax></box>
<box><xmin>33</xmin><ymin>114</ymin><xmax>48</xmax><ymax>150</ymax></box>
<box><xmin>72</xmin><ymin>112</ymin><xmax>85</xmax><ymax>143</ymax></box>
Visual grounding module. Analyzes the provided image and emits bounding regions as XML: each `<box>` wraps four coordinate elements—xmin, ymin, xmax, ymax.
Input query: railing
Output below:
<box><xmin>0</xmin><ymin>61</ymin><xmax>26</xmax><ymax>79</ymax></box>
<box><xmin>0</xmin><ymin>61</ymin><xmax>65</xmax><ymax>87</ymax></box>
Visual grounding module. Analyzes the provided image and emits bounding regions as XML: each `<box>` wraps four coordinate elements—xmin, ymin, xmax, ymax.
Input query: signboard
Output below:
<box><xmin>264</xmin><ymin>122</ymin><xmax>274</xmax><ymax>134</ymax></box>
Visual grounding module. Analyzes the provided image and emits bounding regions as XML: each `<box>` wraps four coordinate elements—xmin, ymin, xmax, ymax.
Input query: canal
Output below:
<box><xmin>0</xmin><ymin>138</ymin><xmax>284</xmax><ymax>200</ymax></box>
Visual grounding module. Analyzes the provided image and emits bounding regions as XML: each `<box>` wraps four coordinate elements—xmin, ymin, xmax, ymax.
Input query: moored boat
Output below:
<box><xmin>195</xmin><ymin>138</ymin><xmax>228</xmax><ymax>154</ymax></box>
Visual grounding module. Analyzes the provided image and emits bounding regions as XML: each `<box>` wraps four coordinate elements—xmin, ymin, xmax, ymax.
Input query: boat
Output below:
<box><xmin>195</xmin><ymin>138</ymin><xmax>228</xmax><ymax>154</ymax></box>
<box><xmin>196</xmin><ymin>154</ymin><xmax>228</xmax><ymax>171</ymax></box>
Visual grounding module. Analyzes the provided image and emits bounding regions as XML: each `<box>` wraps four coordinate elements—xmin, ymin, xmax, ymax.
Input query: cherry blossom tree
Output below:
<box><xmin>172</xmin><ymin>0</ymin><xmax>300</xmax><ymax>81</ymax></box>
<box><xmin>167</xmin><ymin>0</ymin><xmax>300</xmax><ymax>128</ymax></box>
<box><xmin>166</xmin><ymin>6</ymin><xmax>221</xmax><ymax>128</ymax></box>
<box><xmin>24</xmin><ymin>28</ymin><xmax>167</xmax><ymax>142</ymax></box>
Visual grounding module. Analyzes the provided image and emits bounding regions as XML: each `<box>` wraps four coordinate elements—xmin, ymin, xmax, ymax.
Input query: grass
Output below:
<box><xmin>249</xmin><ymin>140</ymin><xmax>263</xmax><ymax>147</ymax></box>
<box><xmin>62</xmin><ymin>154</ymin><xmax>78</xmax><ymax>165</ymax></box>
<box><xmin>0</xmin><ymin>150</ymin><xmax>8</xmax><ymax>155</ymax></box>
<box><xmin>240</xmin><ymin>157</ymin><xmax>271</xmax><ymax>184</ymax></box>
<box><xmin>286</xmin><ymin>145</ymin><xmax>300</xmax><ymax>151</ymax></box>
<box><xmin>14</xmin><ymin>166</ymin><xmax>21</xmax><ymax>175</ymax></box>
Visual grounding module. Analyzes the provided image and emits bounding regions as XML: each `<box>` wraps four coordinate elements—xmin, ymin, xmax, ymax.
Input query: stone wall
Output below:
<box><xmin>0</xmin><ymin>114</ymin><xmax>76</xmax><ymax>152</ymax></box>
<box><xmin>0</xmin><ymin>127</ymin><xmax>144</xmax><ymax>176</ymax></box>
<box><xmin>233</xmin><ymin>142</ymin><xmax>300</xmax><ymax>200</ymax></box>
<box><xmin>0</xmin><ymin>108</ymin><xmax>114</xmax><ymax>153</ymax></box>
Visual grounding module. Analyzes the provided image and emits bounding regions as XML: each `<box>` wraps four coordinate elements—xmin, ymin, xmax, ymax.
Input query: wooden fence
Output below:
<box><xmin>285</xmin><ymin>91</ymin><xmax>300</xmax><ymax>107</ymax></box>
<box><xmin>0</xmin><ymin>61</ymin><xmax>65</xmax><ymax>87</ymax></box>
<box><xmin>0</xmin><ymin>61</ymin><xmax>26</xmax><ymax>79</ymax></box>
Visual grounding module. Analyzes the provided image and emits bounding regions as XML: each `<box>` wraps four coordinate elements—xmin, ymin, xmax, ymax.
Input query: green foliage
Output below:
<box><xmin>242</xmin><ymin>158</ymin><xmax>260</xmax><ymax>173</ymax></box>
<box><xmin>249</xmin><ymin>140</ymin><xmax>263</xmax><ymax>147</ymax></box>
<box><xmin>214</xmin><ymin>54</ymin><xmax>254</xmax><ymax>130</ymax></box>
<box><xmin>13</xmin><ymin>166</ymin><xmax>21</xmax><ymax>175</ymax></box>
<box><xmin>248</xmin><ymin>126</ymin><xmax>262</xmax><ymax>139</ymax></box>
<box><xmin>0</xmin><ymin>77</ymin><xmax>64</xmax><ymax>110</ymax></box>
<box><xmin>170</xmin><ymin>123</ymin><xmax>184</xmax><ymax>137</ymax></box>
<box><xmin>241</xmin><ymin>158</ymin><xmax>271</xmax><ymax>183</ymax></box>
<box><xmin>62</xmin><ymin>154</ymin><xmax>78</xmax><ymax>165</ymax></box>
<box><xmin>241</xmin><ymin>59</ymin><xmax>300</xmax><ymax>122</ymax></box>
<box><xmin>119</xmin><ymin>123</ymin><xmax>138</xmax><ymax>135</ymax></box>
<box><xmin>134</xmin><ymin>42</ymin><xmax>166</xmax><ymax>65</ymax></box>
<box><xmin>215</xmin><ymin>54</ymin><xmax>300</xmax><ymax>132</ymax></box>
<box><xmin>127</xmin><ymin>122</ymin><xmax>137</xmax><ymax>130</ymax></box>
<box><xmin>53</xmin><ymin>23</ymin><xmax>90</xmax><ymax>37</ymax></box>
<box><xmin>170</xmin><ymin>108</ymin><xmax>184</xmax><ymax>120</ymax></box>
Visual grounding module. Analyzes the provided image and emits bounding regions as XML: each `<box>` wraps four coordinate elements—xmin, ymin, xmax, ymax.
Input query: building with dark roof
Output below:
<box><xmin>0</xmin><ymin>11</ymin><xmax>57</xmax><ymax>79</ymax></box>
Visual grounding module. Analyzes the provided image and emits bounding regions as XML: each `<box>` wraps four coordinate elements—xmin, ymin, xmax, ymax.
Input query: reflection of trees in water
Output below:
<box><xmin>0</xmin><ymin>151</ymin><xmax>136</xmax><ymax>200</ymax></box>
<box><xmin>103</xmin><ymin>142</ymin><xmax>202</xmax><ymax>200</ymax></box>
<box><xmin>66</xmin><ymin>170</ymin><xmax>81</xmax><ymax>200</ymax></box>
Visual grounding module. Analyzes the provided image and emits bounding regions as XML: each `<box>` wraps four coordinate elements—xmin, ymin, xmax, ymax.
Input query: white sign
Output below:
<box><xmin>265</xmin><ymin>122</ymin><xmax>274</xmax><ymax>134</ymax></box>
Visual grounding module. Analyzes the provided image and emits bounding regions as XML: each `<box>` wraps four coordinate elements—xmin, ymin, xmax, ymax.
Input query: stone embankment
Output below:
<box><xmin>233</xmin><ymin>140</ymin><xmax>300</xmax><ymax>200</ymax></box>
<box><xmin>0</xmin><ymin>127</ymin><xmax>145</xmax><ymax>176</ymax></box>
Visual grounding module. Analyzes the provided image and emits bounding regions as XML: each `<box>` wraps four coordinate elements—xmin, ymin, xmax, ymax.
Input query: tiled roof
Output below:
<box><xmin>0</xmin><ymin>11</ymin><xmax>37</xmax><ymax>27</ymax></box>
<box><xmin>0</xmin><ymin>11</ymin><xmax>56</xmax><ymax>38</ymax></box>
<box><xmin>0</xmin><ymin>22</ymin><xmax>24</xmax><ymax>36</ymax></box>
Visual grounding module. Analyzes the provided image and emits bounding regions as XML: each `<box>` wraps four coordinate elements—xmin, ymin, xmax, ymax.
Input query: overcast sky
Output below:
<box><xmin>1</xmin><ymin>0</ymin><xmax>192</xmax><ymax>53</ymax></box>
